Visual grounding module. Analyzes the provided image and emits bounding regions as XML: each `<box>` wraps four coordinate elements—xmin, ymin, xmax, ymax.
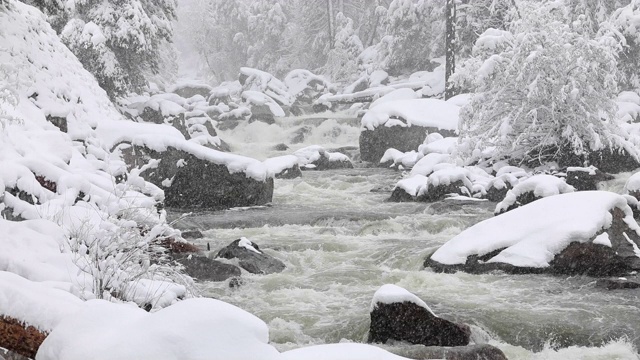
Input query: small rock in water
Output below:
<box><xmin>595</xmin><ymin>278</ymin><xmax>640</xmax><ymax>290</ymax></box>
<box><xmin>175</xmin><ymin>255</ymin><xmax>241</xmax><ymax>282</ymax></box>
<box><xmin>181</xmin><ymin>229</ymin><xmax>203</xmax><ymax>239</ymax></box>
<box><xmin>272</xmin><ymin>143</ymin><xmax>289</xmax><ymax>151</ymax></box>
<box><xmin>228</xmin><ymin>277</ymin><xmax>245</xmax><ymax>289</ymax></box>
<box><xmin>368</xmin><ymin>284</ymin><xmax>471</xmax><ymax>347</ymax></box>
<box><xmin>216</xmin><ymin>238</ymin><xmax>286</xmax><ymax>275</ymax></box>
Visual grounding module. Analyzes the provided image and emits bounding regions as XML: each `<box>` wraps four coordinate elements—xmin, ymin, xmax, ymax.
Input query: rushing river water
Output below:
<box><xmin>172</xmin><ymin>117</ymin><xmax>640</xmax><ymax>360</ymax></box>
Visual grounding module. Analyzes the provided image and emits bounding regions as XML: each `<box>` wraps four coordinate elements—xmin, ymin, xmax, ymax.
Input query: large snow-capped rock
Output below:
<box><xmin>359</xmin><ymin>99</ymin><xmax>460</xmax><ymax>163</ymax></box>
<box><xmin>368</xmin><ymin>284</ymin><xmax>471</xmax><ymax>347</ymax></box>
<box><xmin>426</xmin><ymin>191</ymin><xmax>640</xmax><ymax>275</ymax></box>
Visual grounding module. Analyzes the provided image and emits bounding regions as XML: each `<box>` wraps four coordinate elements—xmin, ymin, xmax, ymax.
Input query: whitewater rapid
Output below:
<box><xmin>174</xmin><ymin>116</ymin><xmax>640</xmax><ymax>360</ymax></box>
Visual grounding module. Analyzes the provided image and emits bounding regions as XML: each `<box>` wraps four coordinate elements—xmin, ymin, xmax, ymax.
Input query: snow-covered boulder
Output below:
<box><xmin>284</xmin><ymin>69</ymin><xmax>333</xmax><ymax>114</ymax></box>
<box><xmin>168</xmin><ymin>81</ymin><xmax>213</xmax><ymax>99</ymax></box>
<box><xmin>625</xmin><ymin>171</ymin><xmax>640</xmax><ymax>201</ymax></box>
<box><xmin>239</xmin><ymin>67</ymin><xmax>294</xmax><ymax>106</ymax></box>
<box><xmin>242</xmin><ymin>90</ymin><xmax>285</xmax><ymax>125</ymax></box>
<box><xmin>359</xmin><ymin>99</ymin><xmax>459</xmax><ymax>163</ymax></box>
<box><xmin>264</xmin><ymin>155</ymin><xmax>302</xmax><ymax>179</ymax></box>
<box><xmin>426</xmin><ymin>191</ymin><xmax>640</xmax><ymax>275</ymax></box>
<box><xmin>294</xmin><ymin>146</ymin><xmax>354</xmax><ymax>171</ymax></box>
<box><xmin>37</xmin><ymin>298</ymin><xmax>283</xmax><ymax>360</ymax></box>
<box><xmin>495</xmin><ymin>174</ymin><xmax>574</xmax><ymax>215</ymax></box>
<box><xmin>109</xmin><ymin>131</ymin><xmax>274</xmax><ymax>209</ymax></box>
<box><xmin>215</xmin><ymin>238</ymin><xmax>286</xmax><ymax>275</ymax></box>
<box><xmin>368</xmin><ymin>284</ymin><xmax>470</xmax><ymax>347</ymax></box>
<box><xmin>389</xmin><ymin>167</ymin><xmax>474</xmax><ymax>202</ymax></box>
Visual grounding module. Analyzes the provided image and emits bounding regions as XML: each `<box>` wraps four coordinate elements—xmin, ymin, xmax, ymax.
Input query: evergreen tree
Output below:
<box><xmin>26</xmin><ymin>0</ymin><xmax>177</xmax><ymax>98</ymax></box>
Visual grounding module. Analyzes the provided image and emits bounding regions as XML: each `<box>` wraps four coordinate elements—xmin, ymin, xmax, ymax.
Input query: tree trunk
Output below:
<box><xmin>0</xmin><ymin>316</ymin><xmax>48</xmax><ymax>359</ymax></box>
<box><xmin>445</xmin><ymin>0</ymin><xmax>456</xmax><ymax>100</ymax></box>
<box><xmin>327</xmin><ymin>0</ymin><xmax>335</xmax><ymax>49</ymax></box>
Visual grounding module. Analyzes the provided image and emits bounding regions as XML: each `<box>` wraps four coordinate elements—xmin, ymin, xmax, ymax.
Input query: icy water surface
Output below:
<box><xmin>173</xmin><ymin>118</ymin><xmax>640</xmax><ymax>359</ymax></box>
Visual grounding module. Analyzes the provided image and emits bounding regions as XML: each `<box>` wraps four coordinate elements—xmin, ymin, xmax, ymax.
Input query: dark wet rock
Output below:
<box><xmin>46</xmin><ymin>115</ymin><xmax>67</xmax><ymax>133</ymax></box>
<box><xmin>388</xmin><ymin>180</ymin><xmax>468</xmax><ymax>203</ymax></box>
<box><xmin>359</xmin><ymin>126</ymin><xmax>428</xmax><ymax>163</ymax></box>
<box><xmin>495</xmin><ymin>191</ymin><xmax>541</xmax><ymax>215</ymax></box>
<box><xmin>228</xmin><ymin>277</ymin><xmax>245</xmax><ymax>289</ymax></box>
<box><xmin>248</xmin><ymin>104</ymin><xmax>276</xmax><ymax>125</ymax></box>
<box><xmin>275</xmin><ymin>163</ymin><xmax>302</xmax><ymax>179</ymax></box>
<box><xmin>484</xmin><ymin>186</ymin><xmax>509</xmax><ymax>202</ymax></box>
<box><xmin>171</xmin><ymin>83</ymin><xmax>212</xmax><ymax>99</ymax></box>
<box><xmin>549</xmin><ymin>242</ymin><xmax>630</xmax><ymax>276</ymax></box>
<box><xmin>565</xmin><ymin>167</ymin><xmax>613</xmax><ymax>191</ymax></box>
<box><xmin>595</xmin><ymin>278</ymin><xmax>640</xmax><ymax>290</ymax></box>
<box><xmin>388</xmin><ymin>344</ymin><xmax>508</xmax><ymax>360</ymax></box>
<box><xmin>217</xmin><ymin>119</ymin><xmax>240</xmax><ymax>131</ymax></box>
<box><xmin>216</xmin><ymin>238</ymin><xmax>286</xmax><ymax>275</ymax></box>
<box><xmin>174</xmin><ymin>255</ymin><xmax>241</xmax><ymax>282</ymax></box>
<box><xmin>120</xmin><ymin>145</ymin><xmax>273</xmax><ymax>209</ymax></box>
<box><xmin>368</xmin><ymin>301</ymin><xmax>471</xmax><ymax>347</ymax></box>
<box><xmin>139</xmin><ymin>107</ymin><xmax>189</xmax><ymax>138</ymax></box>
<box><xmin>290</xmin><ymin>126</ymin><xmax>312</xmax><ymax>144</ymax></box>
<box><xmin>181</xmin><ymin>230</ymin><xmax>204</xmax><ymax>239</ymax></box>
<box><xmin>272</xmin><ymin>143</ymin><xmax>289</xmax><ymax>151</ymax></box>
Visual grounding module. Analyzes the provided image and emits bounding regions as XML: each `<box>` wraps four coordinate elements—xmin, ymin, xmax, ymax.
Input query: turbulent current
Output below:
<box><xmin>172</xmin><ymin>117</ymin><xmax>640</xmax><ymax>360</ymax></box>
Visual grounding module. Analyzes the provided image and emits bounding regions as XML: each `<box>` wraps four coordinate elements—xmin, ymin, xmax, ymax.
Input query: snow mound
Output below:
<box><xmin>495</xmin><ymin>174</ymin><xmax>574</xmax><ymax>214</ymax></box>
<box><xmin>361</xmin><ymin>98</ymin><xmax>460</xmax><ymax>132</ymax></box>
<box><xmin>293</xmin><ymin>145</ymin><xmax>351</xmax><ymax>169</ymax></box>
<box><xmin>37</xmin><ymin>298</ymin><xmax>282</xmax><ymax>360</ymax></box>
<box><xmin>240</xmin><ymin>67</ymin><xmax>294</xmax><ymax>106</ymax></box>
<box><xmin>370</xmin><ymin>88</ymin><xmax>419</xmax><ymax>109</ymax></box>
<box><xmin>0</xmin><ymin>271</ymin><xmax>82</xmax><ymax>332</ymax></box>
<box><xmin>431</xmin><ymin>191</ymin><xmax>638</xmax><ymax>267</ymax></box>
<box><xmin>625</xmin><ymin>171</ymin><xmax>640</xmax><ymax>193</ymax></box>
<box><xmin>281</xmin><ymin>343</ymin><xmax>411</xmax><ymax>360</ymax></box>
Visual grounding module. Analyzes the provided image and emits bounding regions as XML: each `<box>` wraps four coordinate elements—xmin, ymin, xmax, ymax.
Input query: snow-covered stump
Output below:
<box><xmin>368</xmin><ymin>285</ymin><xmax>471</xmax><ymax>347</ymax></box>
<box><xmin>215</xmin><ymin>238</ymin><xmax>286</xmax><ymax>275</ymax></box>
<box><xmin>426</xmin><ymin>191</ymin><xmax>640</xmax><ymax>276</ymax></box>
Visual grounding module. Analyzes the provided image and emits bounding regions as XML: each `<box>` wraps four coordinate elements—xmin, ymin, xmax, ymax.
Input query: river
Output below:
<box><xmin>172</xmin><ymin>117</ymin><xmax>640</xmax><ymax>360</ymax></box>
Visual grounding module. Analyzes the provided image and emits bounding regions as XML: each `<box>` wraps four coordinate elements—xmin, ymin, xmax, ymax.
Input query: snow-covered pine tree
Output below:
<box><xmin>610</xmin><ymin>0</ymin><xmax>640</xmax><ymax>90</ymax></box>
<box><xmin>26</xmin><ymin>0</ymin><xmax>177</xmax><ymax>98</ymax></box>
<box><xmin>458</xmin><ymin>5</ymin><xmax>638</xmax><ymax>167</ymax></box>
<box><xmin>383</xmin><ymin>0</ymin><xmax>444</xmax><ymax>75</ymax></box>
<box><xmin>456</xmin><ymin>0</ymin><xmax>513</xmax><ymax>58</ymax></box>
<box><xmin>324</xmin><ymin>12</ymin><xmax>364</xmax><ymax>81</ymax></box>
<box><xmin>246</xmin><ymin>1</ymin><xmax>289</xmax><ymax>77</ymax></box>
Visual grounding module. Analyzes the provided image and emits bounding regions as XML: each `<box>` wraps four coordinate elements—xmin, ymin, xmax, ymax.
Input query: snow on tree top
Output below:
<box><xmin>361</xmin><ymin>98</ymin><xmax>460</xmax><ymax>132</ymax></box>
<box><xmin>431</xmin><ymin>191</ymin><xmax>638</xmax><ymax>268</ymax></box>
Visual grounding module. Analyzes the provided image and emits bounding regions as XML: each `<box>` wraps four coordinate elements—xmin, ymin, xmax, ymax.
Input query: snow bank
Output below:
<box><xmin>281</xmin><ymin>343</ymin><xmax>411</xmax><ymax>360</ymax></box>
<box><xmin>361</xmin><ymin>99</ymin><xmax>460</xmax><ymax>132</ymax></box>
<box><xmin>37</xmin><ymin>298</ymin><xmax>282</xmax><ymax>360</ymax></box>
<box><xmin>0</xmin><ymin>271</ymin><xmax>82</xmax><ymax>332</ymax></box>
<box><xmin>369</xmin><ymin>88</ymin><xmax>419</xmax><ymax>109</ymax></box>
<box><xmin>495</xmin><ymin>174</ymin><xmax>574</xmax><ymax>214</ymax></box>
<box><xmin>431</xmin><ymin>191</ymin><xmax>638</xmax><ymax>267</ymax></box>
